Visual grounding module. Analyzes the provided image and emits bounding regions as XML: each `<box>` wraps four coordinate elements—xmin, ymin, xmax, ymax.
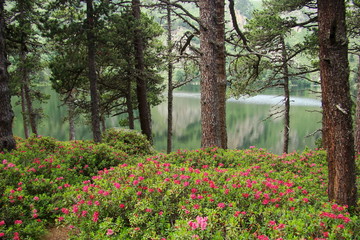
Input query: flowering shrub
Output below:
<box><xmin>0</xmin><ymin>135</ymin><xmax>141</xmax><ymax>239</ymax></box>
<box><xmin>57</xmin><ymin>147</ymin><xmax>359</xmax><ymax>240</ymax></box>
<box><xmin>0</xmin><ymin>138</ymin><xmax>359</xmax><ymax>239</ymax></box>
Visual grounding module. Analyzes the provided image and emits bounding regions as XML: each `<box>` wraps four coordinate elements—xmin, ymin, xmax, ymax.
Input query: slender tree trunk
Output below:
<box><xmin>166</xmin><ymin>1</ymin><xmax>174</xmax><ymax>153</ymax></box>
<box><xmin>0</xmin><ymin>0</ymin><xmax>16</xmax><ymax>151</ymax></box>
<box><xmin>280</xmin><ymin>36</ymin><xmax>290</xmax><ymax>153</ymax></box>
<box><xmin>20</xmin><ymin>85</ymin><xmax>29</xmax><ymax>139</ymax></box>
<box><xmin>215</xmin><ymin>0</ymin><xmax>227</xmax><ymax>149</ymax></box>
<box><xmin>318</xmin><ymin>0</ymin><xmax>357</xmax><ymax>207</ymax></box>
<box><xmin>126</xmin><ymin>79</ymin><xmax>135</xmax><ymax>129</ymax></box>
<box><xmin>101</xmin><ymin>115</ymin><xmax>106</xmax><ymax>133</ymax></box>
<box><xmin>20</xmin><ymin>45</ymin><xmax>37</xmax><ymax>136</ymax></box>
<box><xmin>355</xmin><ymin>55</ymin><xmax>360</xmax><ymax>153</ymax></box>
<box><xmin>199</xmin><ymin>0</ymin><xmax>221</xmax><ymax>148</ymax></box>
<box><xmin>67</xmin><ymin>98</ymin><xmax>76</xmax><ymax>140</ymax></box>
<box><xmin>132</xmin><ymin>0</ymin><xmax>152</xmax><ymax>143</ymax></box>
<box><xmin>86</xmin><ymin>0</ymin><xmax>102</xmax><ymax>142</ymax></box>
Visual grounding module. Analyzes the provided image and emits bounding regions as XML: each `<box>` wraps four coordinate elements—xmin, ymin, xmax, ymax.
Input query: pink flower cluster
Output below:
<box><xmin>188</xmin><ymin>216</ymin><xmax>208</xmax><ymax>230</ymax></box>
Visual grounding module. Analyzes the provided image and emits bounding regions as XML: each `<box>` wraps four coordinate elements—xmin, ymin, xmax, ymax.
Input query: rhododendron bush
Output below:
<box><xmin>0</xmin><ymin>135</ymin><xmax>359</xmax><ymax>239</ymax></box>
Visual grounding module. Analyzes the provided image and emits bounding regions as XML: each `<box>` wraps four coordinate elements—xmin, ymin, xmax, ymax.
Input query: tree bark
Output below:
<box><xmin>126</xmin><ymin>78</ymin><xmax>135</xmax><ymax>129</ymax></box>
<box><xmin>20</xmin><ymin>85</ymin><xmax>29</xmax><ymax>139</ymax></box>
<box><xmin>199</xmin><ymin>0</ymin><xmax>221</xmax><ymax>148</ymax></box>
<box><xmin>318</xmin><ymin>0</ymin><xmax>357</xmax><ymax>207</ymax></box>
<box><xmin>355</xmin><ymin>55</ymin><xmax>360</xmax><ymax>153</ymax></box>
<box><xmin>215</xmin><ymin>0</ymin><xmax>227</xmax><ymax>149</ymax></box>
<box><xmin>20</xmin><ymin>45</ymin><xmax>38</xmax><ymax>136</ymax></box>
<box><xmin>67</xmin><ymin>93</ymin><xmax>76</xmax><ymax>141</ymax></box>
<box><xmin>280</xmin><ymin>36</ymin><xmax>290</xmax><ymax>154</ymax></box>
<box><xmin>68</xmin><ymin>103</ymin><xmax>76</xmax><ymax>141</ymax></box>
<box><xmin>0</xmin><ymin>0</ymin><xmax>16</xmax><ymax>151</ymax></box>
<box><xmin>132</xmin><ymin>0</ymin><xmax>153</xmax><ymax>143</ymax></box>
<box><xmin>86</xmin><ymin>0</ymin><xmax>102</xmax><ymax>142</ymax></box>
<box><xmin>167</xmin><ymin>1</ymin><xmax>174</xmax><ymax>153</ymax></box>
<box><xmin>19</xmin><ymin>5</ymin><xmax>37</xmax><ymax>136</ymax></box>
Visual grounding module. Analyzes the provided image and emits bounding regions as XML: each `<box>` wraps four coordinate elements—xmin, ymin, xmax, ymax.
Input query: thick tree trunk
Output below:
<box><xmin>132</xmin><ymin>0</ymin><xmax>152</xmax><ymax>143</ymax></box>
<box><xmin>355</xmin><ymin>56</ymin><xmax>360</xmax><ymax>153</ymax></box>
<box><xmin>199</xmin><ymin>0</ymin><xmax>221</xmax><ymax>148</ymax></box>
<box><xmin>215</xmin><ymin>0</ymin><xmax>227</xmax><ymax>149</ymax></box>
<box><xmin>280</xmin><ymin>36</ymin><xmax>290</xmax><ymax>154</ymax></box>
<box><xmin>20</xmin><ymin>85</ymin><xmax>29</xmax><ymax>139</ymax></box>
<box><xmin>0</xmin><ymin>0</ymin><xmax>16</xmax><ymax>151</ymax></box>
<box><xmin>86</xmin><ymin>0</ymin><xmax>102</xmax><ymax>142</ymax></box>
<box><xmin>318</xmin><ymin>0</ymin><xmax>357</xmax><ymax>207</ymax></box>
<box><xmin>167</xmin><ymin>1</ymin><xmax>173</xmax><ymax>154</ymax></box>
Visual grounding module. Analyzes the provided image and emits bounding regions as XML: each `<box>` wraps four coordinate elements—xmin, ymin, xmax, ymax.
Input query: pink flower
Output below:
<box><xmin>61</xmin><ymin>208</ymin><xmax>69</xmax><ymax>214</ymax></box>
<box><xmin>257</xmin><ymin>235</ymin><xmax>269</xmax><ymax>240</ymax></box>
<box><xmin>136</xmin><ymin>191</ymin><xmax>142</xmax><ymax>196</ymax></box>
<box><xmin>14</xmin><ymin>220</ymin><xmax>22</xmax><ymax>225</ymax></box>
<box><xmin>72</xmin><ymin>205</ymin><xmax>79</xmax><ymax>213</ymax></box>
<box><xmin>106</xmin><ymin>229</ymin><xmax>114</xmax><ymax>235</ymax></box>
<box><xmin>33</xmin><ymin>196</ymin><xmax>39</xmax><ymax>201</ymax></box>
<box><xmin>337</xmin><ymin>224</ymin><xmax>345</xmax><ymax>229</ymax></box>
<box><xmin>92</xmin><ymin>211</ymin><xmax>99</xmax><ymax>222</ymax></box>
<box><xmin>119</xmin><ymin>204</ymin><xmax>125</xmax><ymax>208</ymax></box>
<box><xmin>13</xmin><ymin>232</ymin><xmax>20</xmax><ymax>240</ymax></box>
<box><xmin>323</xmin><ymin>232</ymin><xmax>329</xmax><ymax>238</ymax></box>
<box><xmin>0</xmin><ymin>220</ymin><xmax>5</xmax><ymax>225</ymax></box>
<box><xmin>268</xmin><ymin>220</ymin><xmax>276</xmax><ymax>226</ymax></box>
<box><xmin>58</xmin><ymin>217</ymin><xmax>64</xmax><ymax>222</ymax></box>
<box><xmin>113</xmin><ymin>182</ymin><xmax>121</xmax><ymax>189</ymax></box>
<box><xmin>193</xmin><ymin>204</ymin><xmax>200</xmax><ymax>209</ymax></box>
<box><xmin>196</xmin><ymin>216</ymin><xmax>208</xmax><ymax>230</ymax></box>
<box><xmin>0</xmin><ymin>233</ymin><xmax>4</xmax><ymax>237</ymax></box>
<box><xmin>217</xmin><ymin>202</ymin><xmax>226</xmax><ymax>208</ymax></box>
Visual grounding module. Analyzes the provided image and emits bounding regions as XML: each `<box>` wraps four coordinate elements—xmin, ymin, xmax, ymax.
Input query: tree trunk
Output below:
<box><xmin>199</xmin><ymin>0</ymin><xmax>221</xmax><ymax>148</ymax></box>
<box><xmin>166</xmin><ymin>1</ymin><xmax>173</xmax><ymax>154</ymax></box>
<box><xmin>20</xmin><ymin>44</ymin><xmax>38</xmax><ymax>136</ymax></box>
<box><xmin>126</xmin><ymin>78</ymin><xmax>135</xmax><ymax>129</ymax></box>
<box><xmin>318</xmin><ymin>0</ymin><xmax>357</xmax><ymax>207</ymax></box>
<box><xmin>101</xmin><ymin>115</ymin><xmax>106</xmax><ymax>133</ymax></box>
<box><xmin>132</xmin><ymin>0</ymin><xmax>153</xmax><ymax>143</ymax></box>
<box><xmin>67</xmin><ymin>98</ymin><xmax>76</xmax><ymax>141</ymax></box>
<box><xmin>215</xmin><ymin>0</ymin><xmax>227</xmax><ymax>149</ymax></box>
<box><xmin>19</xmin><ymin>4</ymin><xmax>37</xmax><ymax>136</ymax></box>
<box><xmin>280</xmin><ymin>36</ymin><xmax>290</xmax><ymax>154</ymax></box>
<box><xmin>355</xmin><ymin>55</ymin><xmax>360</xmax><ymax>153</ymax></box>
<box><xmin>86</xmin><ymin>0</ymin><xmax>102</xmax><ymax>142</ymax></box>
<box><xmin>0</xmin><ymin>0</ymin><xmax>16</xmax><ymax>151</ymax></box>
<box><xmin>20</xmin><ymin>85</ymin><xmax>29</xmax><ymax>139</ymax></box>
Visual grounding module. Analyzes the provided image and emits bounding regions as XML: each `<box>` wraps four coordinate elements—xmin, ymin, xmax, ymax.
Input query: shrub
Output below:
<box><xmin>102</xmin><ymin>128</ymin><xmax>154</xmax><ymax>156</ymax></box>
<box><xmin>57</xmin><ymin>148</ymin><xmax>359</xmax><ymax>240</ymax></box>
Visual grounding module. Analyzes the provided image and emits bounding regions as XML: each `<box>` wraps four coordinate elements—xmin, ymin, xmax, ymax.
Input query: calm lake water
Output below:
<box><xmin>12</xmin><ymin>87</ymin><xmax>322</xmax><ymax>154</ymax></box>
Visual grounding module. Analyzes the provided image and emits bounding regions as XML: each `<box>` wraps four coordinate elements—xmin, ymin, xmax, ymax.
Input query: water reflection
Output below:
<box><xmin>153</xmin><ymin>92</ymin><xmax>322</xmax><ymax>153</ymax></box>
<box><xmin>12</xmin><ymin>88</ymin><xmax>322</xmax><ymax>154</ymax></box>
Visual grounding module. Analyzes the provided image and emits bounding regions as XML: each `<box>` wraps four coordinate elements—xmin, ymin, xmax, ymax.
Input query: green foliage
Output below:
<box><xmin>57</xmin><ymin>147</ymin><xmax>359</xmax><ymax>240</ymax></box>
<box><xmin>0</xmin><ymin>140</ymin><xmax>359</xmax><ymax>239</ymax></box>
<box><xmin>102</xmin><ymin>128</ymin><xmax>154</xmax><ymax>156</ymax></box>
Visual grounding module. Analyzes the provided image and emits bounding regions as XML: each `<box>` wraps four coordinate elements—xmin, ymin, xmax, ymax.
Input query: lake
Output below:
<box><xmin>12</xmin><ymin>87</ymin><xmax>322</xmax><ymax>154</ymax></box>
